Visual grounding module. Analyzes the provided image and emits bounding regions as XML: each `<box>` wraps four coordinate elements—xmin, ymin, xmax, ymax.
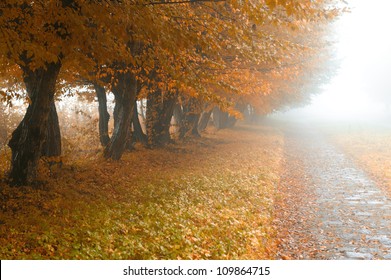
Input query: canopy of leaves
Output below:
<box><xmin>0</xmin><ymin>0</ymin><xmax>343</xmax><ymax>112</ymax></box>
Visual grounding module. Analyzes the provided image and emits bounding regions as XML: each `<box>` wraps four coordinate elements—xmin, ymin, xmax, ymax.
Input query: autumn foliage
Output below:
<box><xmin>0</xmin><ymin>0</ymin><xmax>343</xmax><ymax>185</ymax></box>
<box><xmin>0</xmin><ymin>124</ymin><xmax>283</xmax><ymax>259</ymax></box>
<box><xmin>0</xmin><ymin>0</ymin><xmax>349</xmax><ymax>261</ymax></box>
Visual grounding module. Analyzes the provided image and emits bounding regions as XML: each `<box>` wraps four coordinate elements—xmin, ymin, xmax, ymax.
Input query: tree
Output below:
<box><xmin>146</xmin><ymin>89</ymin><xmax>177</xmax><ymax>147</ymax></box>
<box><xmin>0</xmin><ymin>0</ymin><xmax>132</xmax><ymax>184</ymax></box>
<box><xmin>93</xmin><ymin>83</ymin><xmax>110</xmax><ymax>147</ymax></box>
<box><xmin>103</xmin><ymin>70</ymin><xmax>138</xmax><ymax>160</ymax></box>
<box><xmin>0</xmin><ymin>0</ymin><xmax>342</xmax><ymax>184</ymax></box>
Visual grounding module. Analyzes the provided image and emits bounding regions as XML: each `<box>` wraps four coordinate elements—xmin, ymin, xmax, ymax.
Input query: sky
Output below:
<box><xmin>276</xmin><ymin>0</ymin><xmax>391</xmax><ymax>122</ymax></box>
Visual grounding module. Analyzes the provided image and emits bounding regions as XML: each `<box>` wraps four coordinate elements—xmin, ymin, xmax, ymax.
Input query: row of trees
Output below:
<box><xmin>0</xmin><ymin>0</ymin><xmax>341</xmax><ymax>185</ymax></box>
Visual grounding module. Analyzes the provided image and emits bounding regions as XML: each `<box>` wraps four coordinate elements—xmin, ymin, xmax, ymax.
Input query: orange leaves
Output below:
<box><xmin>0</xmin><ymin>120</ymin><xmax>284</xmax><ymax>259</ymax></box>
<box><xmin>226</xmin><ymin>107</ymin><xmax>243</xmax><ymax>120</ymax></box>
<box><xmin>0</xmin><ymin>0</ymin><xmax>341</xmax><ymax>120</ymax></box>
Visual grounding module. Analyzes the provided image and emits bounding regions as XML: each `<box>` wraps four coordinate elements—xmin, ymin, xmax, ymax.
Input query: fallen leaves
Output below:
<box><xmin>0</xmin><ymin>123</ymin><xmax>283</xmax><ymax>260</ymax></box>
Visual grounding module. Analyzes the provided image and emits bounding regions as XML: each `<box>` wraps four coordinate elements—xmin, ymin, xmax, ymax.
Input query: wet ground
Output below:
<box><xmin>275</xmin><ymin>124</ymin><xmax>391</xmax><ymax>260</ymax></box>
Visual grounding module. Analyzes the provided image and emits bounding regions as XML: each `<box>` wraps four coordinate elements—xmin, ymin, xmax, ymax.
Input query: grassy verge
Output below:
<box><xmin>0</xmin><ymin>123</ymin><xmax>283</xmax><ymax>259</ymax></box>
<box><xmin>329</xmin><ymin>124</ymin><xmax>391</xmax><ymax>197</ymax></box>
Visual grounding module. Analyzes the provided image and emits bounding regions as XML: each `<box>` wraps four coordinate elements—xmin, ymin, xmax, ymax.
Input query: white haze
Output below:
<box><xmin>273</xmin><ymin>0</ymin><xmax>391</xmax><ymax>123</ymax></box>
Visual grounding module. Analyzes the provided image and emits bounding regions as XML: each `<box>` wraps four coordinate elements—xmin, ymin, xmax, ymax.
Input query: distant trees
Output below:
<box><xmin>0</xmin><ymin>0</ymin><xmax>341</xmax><ymax>185</ymax></box>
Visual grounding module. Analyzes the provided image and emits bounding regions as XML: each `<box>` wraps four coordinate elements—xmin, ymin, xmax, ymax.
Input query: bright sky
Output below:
<box><xmin>280</xmin><ymin>0</ymin><xmax>391</xmax><ymax>121</ymax></box>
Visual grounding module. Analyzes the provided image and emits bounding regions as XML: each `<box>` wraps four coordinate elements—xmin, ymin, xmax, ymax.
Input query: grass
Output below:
<box><xmin>328</xmin><ymin>124</ymin><xmax>391</xmax><ymax>197</ymax></box>
<box><xmin>0</xmin><ymin>123</ymin><xmax>283</xmax><ymax>259</ymax></box>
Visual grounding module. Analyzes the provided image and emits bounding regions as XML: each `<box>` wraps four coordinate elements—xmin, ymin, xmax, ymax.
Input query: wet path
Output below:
<box><xmin>276</xmin><ymin>125</ymin><xmax>391</xmax><ymax>259</ymax></box>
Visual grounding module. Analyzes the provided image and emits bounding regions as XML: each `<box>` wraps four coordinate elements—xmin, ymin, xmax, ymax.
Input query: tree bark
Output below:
<box><xmin>190</xmin><ymin>113</ymin><xmax>201</xmax><ymax>137</ymax></box>
<box><xmin>8</xmin><ymin>61</ymin><xmax>62</xmax><ymax>185</ymax></box>
<box><xmin>226</xmin><ymin>115</ymin><xmax>237</xmax><ymax>128</ymax></box>
<box><xmin>179</xmin><ymin>98</ymin><xmax>201</xmax><ymax>139</ymax></box>
<box><xmin>244</xmin><ymin>104</ymin><xmax>256</xmax><ymax>123</ymax></box>
<box><xmin>41</xmin><ymin>101</ymin><xmax>62</xmax><ymax>157</ymax></box>
<box><xmin>146</xmin><ymin>90</ymin><xmax>177</xmax><ymax>147</ymax></box>
<box><xmin>93</xmin><ymin>83</ymin><xmax>110</xmax><ymax>146</ymax></box>
<box><xmin>132</xmin><ymin>101</ymin><xmax>147</xmax><ymax>144</ymax></box>
<box><xmin>103</xmin><ymin>72</ymin><xmax>137</xmax><ymax>160</ymax></box>
<box><xmin>212</xmin><ymin>107</ymin><xmax>228</xmax><ymax>130</ymax></box>
<box><xmin>198</xmin><ymin>109</ymin><xmax>213</xmax><ymax>131</ymax></box>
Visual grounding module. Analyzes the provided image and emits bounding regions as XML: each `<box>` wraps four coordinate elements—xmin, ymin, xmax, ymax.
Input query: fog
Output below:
<box><xmin>273</xmin><ymin>0</ymin><xmax>391</xmax><ymax>125</ymax></box>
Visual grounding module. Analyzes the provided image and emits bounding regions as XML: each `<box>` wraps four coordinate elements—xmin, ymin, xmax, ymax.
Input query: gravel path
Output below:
<box><xmin>276</xmin><ymin>124</ymin><xmax>391</xmax><ymax>260</ymax></box>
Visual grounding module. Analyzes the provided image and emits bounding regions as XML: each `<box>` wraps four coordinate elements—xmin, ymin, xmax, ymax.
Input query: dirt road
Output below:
<box><xmin>275</xmin><ymin>123</ymin><xmax>391</xmax><ymax>260</ymax></box>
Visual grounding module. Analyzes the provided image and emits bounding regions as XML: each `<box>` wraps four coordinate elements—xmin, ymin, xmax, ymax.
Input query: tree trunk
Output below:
<box><xmin>41</xmin><ymin>101</ymin><xmax>62</xmax><ymax>157</ymax></box>
<box><xmin>212</xmin><ymin>107</ymin><xmax>228</xmax><ymax>130</ymax></box>
<box><xmin>226</xmin><ymin>115</ymin><xmax>237</xmax><ymax>128</ymax></box>
<box><xmin>173</xmin><ymin>103</ymin><xmax>183</xmax><ymax>124</ymax></box>
<box><xmin>93</xmin><ymin>83</ymin><xmax>110</xmax><ymax>146</ymax></box>
<box><xmin>179</xmin><ymin>98</ymin><xmax>201</xmax><ymax>139</ymax></box>
<box><xmin>198</xmin><ymin>109</ymin><xmax>213</xmax><ymax>131</ymax></box>
<box><xmin>103</xmin><ymin>72</ymin><xmax>137</xmax><ymax>160</ymax></box>
<box><xmin>146</xmin><ymin>90</ymin><xmax>177</xmax><ymax>147</ymax></box>
<box><xmin>8</xmin><ymin>61</ymin><xmax>62</xmax><ymax>185</ymax></box>
<box><xmin>244</xmin><ymin>104</ymin><xmax>255</xmax><ymax>123</ymax></box>
<box><xmin>132</xmin><ymin>101</ymin><xmax>147</xmax><ymax>144</ymax></box>
<box><xmin>190</xmin><ymin>113</ymin><xmax>201</xmax><ymax>137</ymax></box>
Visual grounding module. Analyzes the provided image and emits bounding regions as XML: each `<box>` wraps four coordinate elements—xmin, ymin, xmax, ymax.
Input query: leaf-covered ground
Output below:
<box><xmin>0</xmin><ymin>124</ymin><xmax>283</xmax><ymax>259</ymax></box>
<box><xmin>329</xmin><ymin>124</ymin><xmax>391</xmax><ymax>197</ymax></box>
